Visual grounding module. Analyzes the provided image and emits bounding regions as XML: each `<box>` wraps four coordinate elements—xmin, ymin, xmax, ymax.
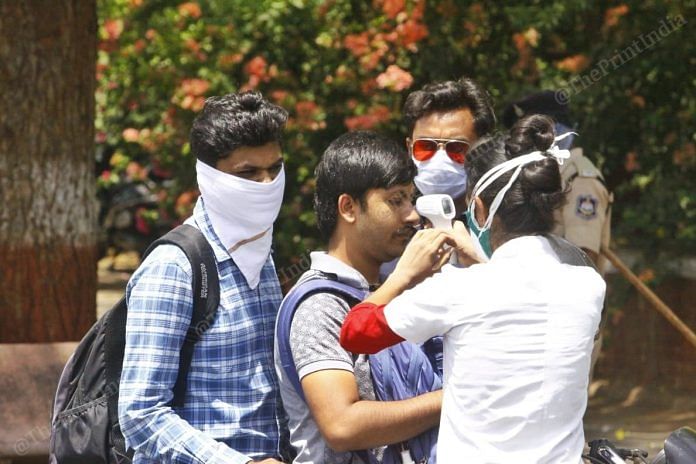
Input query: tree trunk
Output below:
<box><xmin>0</xmin><ymin>1</ymin><xmax>97</xmax><ymax>342</ymax></box>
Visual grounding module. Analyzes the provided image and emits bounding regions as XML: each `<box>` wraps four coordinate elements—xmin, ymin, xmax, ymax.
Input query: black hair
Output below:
<box><xmin>403</xmin><ymin>77</ymin><xmax>496</xmax><ymax>137</ymax></box>
<box><xmin>314</xmin><ymin>130</ymin><xmax>417</xmax><ymax>240</ymax></box>
<box><xmin>465</xmin><ymin>114</ymin><xmax>564</xmax><ymax>235</ymax></box>
<box><xmin>190</xmin><ymin>91</ymin><xmax>288</xmax><ymax>167</ymax></box>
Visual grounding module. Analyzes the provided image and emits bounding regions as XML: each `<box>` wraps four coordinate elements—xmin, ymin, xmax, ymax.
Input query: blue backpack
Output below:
<box><xmin>276</xmin><ymin>278</ymin><xmax>441</xmax><ymax>464</ymax></box>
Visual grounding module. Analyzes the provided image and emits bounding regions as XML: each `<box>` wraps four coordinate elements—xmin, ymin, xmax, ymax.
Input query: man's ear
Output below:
<box><xmin>474</xmin><ymin>196</ymin><xmax>488</xmax><ymax>226</ymax></box>
<box><xmin>337</xmin><ymin>193</ymin><xmax>359</xmax><ymax>225</ymax></box>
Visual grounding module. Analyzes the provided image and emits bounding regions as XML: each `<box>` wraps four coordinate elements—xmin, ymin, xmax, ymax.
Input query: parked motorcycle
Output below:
<box><xmin>584</xmin><ymin>427</ymin><xmax>696</xmax><ymax>464</ymax></box>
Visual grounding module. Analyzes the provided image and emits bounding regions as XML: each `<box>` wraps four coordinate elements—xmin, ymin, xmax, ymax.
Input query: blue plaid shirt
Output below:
<box><xmin>119</xmin><ymin>198</ymin><xmax>284</xmax><ymax>463</ymax></box>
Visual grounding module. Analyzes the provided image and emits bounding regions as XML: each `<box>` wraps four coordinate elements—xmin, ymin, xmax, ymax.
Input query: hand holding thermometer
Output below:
<box><xmin>415</xmin><ymin>194</ymin><xmax>458</xmax><ymax>265</ymax></box>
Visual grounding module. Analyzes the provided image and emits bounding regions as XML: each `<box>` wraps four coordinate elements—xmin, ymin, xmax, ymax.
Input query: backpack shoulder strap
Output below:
<box><xmin>144</xmin><ymin>224</ymin><xmax>220</xmax><ymax>408</ymax></box>
<box><xmin>276</xmin><ymin>278</ymin><xmax>367</xmax><ymax>402</ymax></box>
<box><xmin>544</xmin><ymin>233</ymin><xmax>598</xmax><ymax>271</ymax></box>
<box><xmin>103</xmin><ymin>223</ymin><xmax>219</xmax><ymax>442</ymax></box>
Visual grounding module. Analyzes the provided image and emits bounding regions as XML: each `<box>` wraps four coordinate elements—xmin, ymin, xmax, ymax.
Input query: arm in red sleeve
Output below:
<box><xmin>340</xmin><ymin>302</ymin><xmax>404</xmax><ymax>354</ymax></box>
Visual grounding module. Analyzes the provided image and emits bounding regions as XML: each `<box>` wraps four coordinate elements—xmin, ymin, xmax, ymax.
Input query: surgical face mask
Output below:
<box><xmin>464</xmin><ymin>210</ymin><xmax>492</xmax><ymax>261</ymax></box>
<box><xmin>196</xmin><ymin>160</ymin><xmax>285</xmax><ymax>288</ymax></box>
<box><xmin>466</xmin><ymin>132</ymin><xmax>574</xmax><ymax>259</ymax></box>
<box><xmin>413</xmin><ymin>148</ymin><xmax>468</xmax><ymax>199</ymax></box>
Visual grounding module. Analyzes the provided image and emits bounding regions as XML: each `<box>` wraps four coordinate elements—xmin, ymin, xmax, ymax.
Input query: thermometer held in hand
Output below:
<box><xmin>416</xmin><ymin>194</ymin><xmax>456</xmax><ymax>230</ymax></box>
<box><xmin>416</xmin><ymin>194</ymin><xmax>458</xmax><ymax>265</ymax></box>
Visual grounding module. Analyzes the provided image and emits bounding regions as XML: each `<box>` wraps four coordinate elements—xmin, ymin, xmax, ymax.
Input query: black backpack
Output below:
<box><xmin>49</xmin><ymin>224</ymin><xmax>219</xmax><ymax>464</ymax></box>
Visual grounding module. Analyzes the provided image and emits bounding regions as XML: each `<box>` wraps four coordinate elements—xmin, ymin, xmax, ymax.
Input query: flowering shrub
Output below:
<box><xmin>97</xmin><ymin>0</ymin><xmax>695</xmax><ymax>271</ymax></box>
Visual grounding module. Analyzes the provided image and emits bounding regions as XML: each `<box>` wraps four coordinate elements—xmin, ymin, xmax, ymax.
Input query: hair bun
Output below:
<box><xmin>518</xmin><ymin>156</ymin><xmax>564</xmax><ymax>220</ymax></box>
<box><xmin>506</xmin><ymin>114</ymin><xmax>555</xmax><ymax>156</ymax></box>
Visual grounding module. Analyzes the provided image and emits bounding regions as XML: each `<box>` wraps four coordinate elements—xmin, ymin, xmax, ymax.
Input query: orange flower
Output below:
<box><xmin>412</xmin><ymin>0</ymin><xmax>426</xmax><ymax>20</ymax></box>
<box><xmin>344</xmin><ymin>105</ymin><xmax>391</xmax><ymax>130</ymax></box>
<box><xmin>397</xmin><ymin>19</ymin><xmax>428</xmax><ymax>48</ymax></box>
<box><xmin>604</xmin><ymin>4</ymin><xmax>629</xmax><ymax>28</ymax></box>
<box><xmin>344</xmin><ymin>32</ymin><xmax>371</xmax><ymax>57</ymax></box>
<box><xmin>180</xmin><ymin>78</ymin><xmax>210</xmax><ymax>96</ymax></box>
<box><xmin>630</xmin><ymin>94</ymin><xmax>646</xmax><ymax>108</ymax></box>
<box><xmin>133</xmin><ymin>39</ymin><xmax>146</xmax><ymax>53</ymax></box>
<box><xmin>184</xmin><ymin>38</ymin><xmax>200</xmax><ymax>53</ymax></box>
<box><xmin>103</xmin><ymin>19</ymin><xmax>124</xmax><ymax>41</ymax></box>
<box><xmin>218</xmin><ymin>53</ymin><xmax>243</xmax><ymax>67</ymax></box>
<box><xmin>295</xmin><ymin>101</ymin><xmax>318</xmax><ymax>117</ymax></box>
<box><xmin>379</xmin><ymin>0</ymin><xmax>405</xmax><ymax>19</ymax></box>
<box><xmin>126</xmin><ymin>161</ymin><xmax>147</xmax><ymax>181</ymax></box>
<box><xmin>294</xmin><ymin>101</ymin><xmax>325</xmax><ymax>130</ymax></box>
<box><xmin>178</xmin><ymin>2</ymin><xmax>202</xmax><ymax>19</ymax></box>
<box><xmin>271</xmin><ymin>90</ymin><xmax>289</xmax><ymax>103</ymax></box>
<box><xmin>376</xmin><ymin>65</ymin><xmax>414</xmax><ymax>92</ymax></box>
<box><xmin>245</xmin><ymin>56</ymin><xmax>268</xmax><ymax>77</ymax></box>
<box><xmin>555</xmin><ymin>54</ymin><xmax>590</xmax><ymax>73</ymax></box>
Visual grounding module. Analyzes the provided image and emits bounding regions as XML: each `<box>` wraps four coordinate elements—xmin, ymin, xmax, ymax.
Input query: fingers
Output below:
<box><xmin>433</xmin><ymin>247</ymin><xmax>454</xmax><ymax>271</ymax></box>
<box><xmin>451</xmin><ymin>220</ymin><xmax>481</xmax><ymax>265</ymax></box>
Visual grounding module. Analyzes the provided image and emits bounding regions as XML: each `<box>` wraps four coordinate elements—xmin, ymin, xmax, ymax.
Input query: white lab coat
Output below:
<box><xmin>385</xmin><ymin>235</ymin><xmax>605</xmax><ymax>464</ymax></box>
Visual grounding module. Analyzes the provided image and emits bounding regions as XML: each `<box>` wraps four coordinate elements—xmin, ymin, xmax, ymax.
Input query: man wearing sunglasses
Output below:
<box><xmin>403</xmin><ymin>77</ymin><xmax>496</xmax><ymax>216</ymax></box>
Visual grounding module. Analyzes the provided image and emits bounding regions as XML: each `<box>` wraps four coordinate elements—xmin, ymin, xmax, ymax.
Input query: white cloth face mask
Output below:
<box><xmin>196</xmin><ymin>160</ymin><xmax>285</xmax><ymax>289</ymax></box>
<box><xmin>414</xmin><ymin>148</ymin><xmax>468</xmax><ymax>199</ymax></box>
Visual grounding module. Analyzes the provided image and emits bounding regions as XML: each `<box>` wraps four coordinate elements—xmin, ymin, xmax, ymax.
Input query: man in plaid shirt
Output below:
<box><xmin>118</xmin><ymin>91</ymin><xmax>289</xmax><ymax>463</ymax></box>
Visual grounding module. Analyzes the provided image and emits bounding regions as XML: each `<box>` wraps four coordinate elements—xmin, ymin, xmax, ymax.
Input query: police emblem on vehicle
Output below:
<box><xmin>576</xmin><ymin>195</ymin><xmax>598</xmax><ymax>219</ymax></box>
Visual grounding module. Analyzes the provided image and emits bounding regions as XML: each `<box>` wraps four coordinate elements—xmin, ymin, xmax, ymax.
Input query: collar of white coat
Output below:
<box><xmin>489</xmin><ymin>235</ymin><xmax>561</xmax><ymax>263</ymax></box>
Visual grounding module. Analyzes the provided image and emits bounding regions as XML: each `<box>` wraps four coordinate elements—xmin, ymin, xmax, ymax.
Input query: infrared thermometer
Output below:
<box><xmin>415</xmin><ymin>194</ymin><xmax>456</xmax><ymax>230</ymax></box>
<box><xmin>416</xmin><ymin>194</ymin><xmax>458</xmax><ymax>265</ymax></box>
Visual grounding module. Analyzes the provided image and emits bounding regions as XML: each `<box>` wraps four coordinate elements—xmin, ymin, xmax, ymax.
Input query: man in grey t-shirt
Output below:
<box><xmin>274</xmin><ymin>131</ymin><xmax>442</xmax><ymax>463</ymax></box>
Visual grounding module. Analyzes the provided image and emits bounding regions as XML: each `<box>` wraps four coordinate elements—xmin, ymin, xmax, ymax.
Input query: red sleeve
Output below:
<box><xmin>340</xmin><ymin>301</ymin><xmax>404</xmax><ymax>354</ymax></box>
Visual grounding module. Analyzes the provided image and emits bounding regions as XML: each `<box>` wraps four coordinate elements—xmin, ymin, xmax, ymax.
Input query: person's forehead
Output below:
<box><xmin>371</xmin><ymin>183</ymin><xmax>415</xmax><ymax>198</ymax></box>
<box><xmin>412</xmin><ymin>108</ymin><xmax>476</xmax><ymax>140</ymax></box>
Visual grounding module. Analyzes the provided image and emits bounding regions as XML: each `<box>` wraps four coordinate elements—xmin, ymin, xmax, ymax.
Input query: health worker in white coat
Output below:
<box><xmin>340</xmin><ymin>114</ymin><xmax>606</xmax><ymax>464</ymax></box>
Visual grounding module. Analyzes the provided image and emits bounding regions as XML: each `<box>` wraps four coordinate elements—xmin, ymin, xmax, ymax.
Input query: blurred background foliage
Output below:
<box><xmin>96</xmin><ymin>0</ymin><xmax>695</xmax><ymax>276</ymax></box>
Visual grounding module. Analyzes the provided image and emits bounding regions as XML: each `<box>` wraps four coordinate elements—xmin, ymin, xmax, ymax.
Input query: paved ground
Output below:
<box><xmin>97</xmin><ymin>258</ymin><xmax>695</xmax><ymax>460</ymax></box>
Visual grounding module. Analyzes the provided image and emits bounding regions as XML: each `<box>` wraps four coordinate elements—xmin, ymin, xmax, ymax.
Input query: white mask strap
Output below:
<box><xmin>466</xmin><ymin>132</ymin><xmax>576</xmax><ymax>231</ymax></box>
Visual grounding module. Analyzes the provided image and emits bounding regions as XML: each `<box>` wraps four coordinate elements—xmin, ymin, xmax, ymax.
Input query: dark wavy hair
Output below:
<box><xmin>465</xmin><ymin>114</ymin><xmax>564</xmax><ymax>235</ymax></box>
<box><xmin>314</xmin><ymin>131</ymin><xmax>417</xmax><ymax>240</ymax></box>
<box><xmin>190</xmin><ymin>91</ymin><xmax>288</xmax><ymax>167</ymax></box>
<box><xmin>403</xmin><ymin>77</ymin><xmax>496</xmax><ymax>137</ymax></box>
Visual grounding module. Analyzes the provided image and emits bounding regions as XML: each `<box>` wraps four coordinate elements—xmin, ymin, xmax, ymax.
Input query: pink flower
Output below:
<box><xmin>344</xmin><ymin>105</ymin><xmax>391</xmax><ymax>130</ymax></box>
<box><xmin>103</xmin><ymin>19</ymin><xmax>124</xmax><ymax>41</ymax></box>
<box><xmin>122</xmin><ymin>128</ymin><xmax>140</xmax><ymax>142</ymax></box>
<box><xmin>376</xmin><ymin>65</ymin><xmax>414</xmax><ymax>92</ymax></box>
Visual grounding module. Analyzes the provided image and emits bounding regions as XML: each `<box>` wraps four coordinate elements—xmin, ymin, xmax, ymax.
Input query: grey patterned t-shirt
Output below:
<box><xmin>274</xmin><ymin>252</ymin><xmax>381</xmax><ymax>464</ymax></box>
